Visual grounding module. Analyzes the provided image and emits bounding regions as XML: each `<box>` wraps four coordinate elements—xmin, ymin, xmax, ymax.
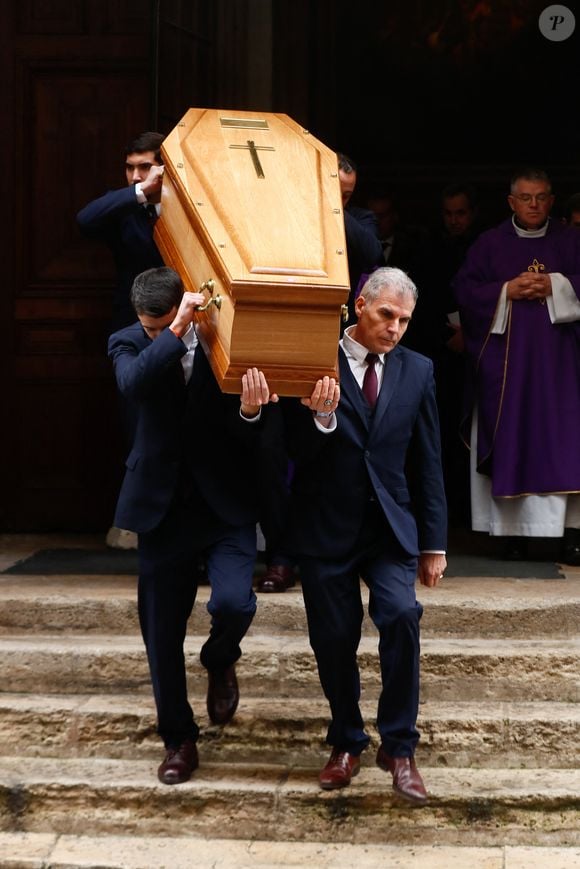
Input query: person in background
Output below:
<box><xmin>453</xmin><ymin>167</ymin><xmax>580</xmax><ymax>564</ymax></box>
<box><xmin>77</xmin><ymin>131</ymin><xmax>166</xmax><ymax>551</ymax></box>
<box><xmin>254</xmin><ymin>405</ymin><xmax>299</xmax><ymax>593</ymax></box>
<box><xmin>366</xmin><ymin>189</ymin><xmax>425</xmax><ymax>274</ymax></box>
<box><xmin>338</xmin><ymin>153</ymin><xmax>383</xmax><ymax>327</ymax></box>
<box><xmin>404</xmin><ymin>181</ymin><xmax>484</xmax><ymax>526</ymax></box>
<box><xmin>561</xmin><ymin>192</ymin><xmax>580</xmax><ymax>230</ymax></box>
<box><xmin>77</xmin><ymin>131</ymin><xmax>165</xmax><ymax>334</ymax></box>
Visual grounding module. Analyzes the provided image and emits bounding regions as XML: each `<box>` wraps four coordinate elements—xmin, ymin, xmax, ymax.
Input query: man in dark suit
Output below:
<box><xmin>284</xmin><ymin>266</ymin><xmax>447</xmax><ymax>804</ymax></box>
<box><xmin>77</xmin><ymin>131</ymin><xmax>165</xmax><ymax>334</ymax></box>
<box><xmin>337</xmin><ymin>153</ymin><xmax>383</xmax><ymax>327</ymax></box>
<box><xmin>78</xmin><ymin>132</ymin><xmax>166</xmax><ymax>551</ymax></box>
<box><xmin>108</xmin><ymin>266</ymin><xmax>277</xmax><ymax>786</ymax></box>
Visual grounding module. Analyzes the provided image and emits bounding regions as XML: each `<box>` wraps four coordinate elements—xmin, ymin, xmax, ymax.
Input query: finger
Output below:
<box><xmin>320</xmin><ymin>380</ymin><xmax>340</xmax><ymax>411</ymax></box>
<box><xmin>309</xmin><ymin>379</ymin><xmax>324</xmax><ymax>405</ymax></box>
<box><xmin>246</xmin><ymin>368</ymin><xmax>263</xmax><ymax>404</ymax></box>
<box><xmin>257</xmin><ymin>369</ymin><xmax>269</xmax><ymax>401</ymax></box>
<box><xmin>316</xmin><ymin>376</ymin><xmax>334</xmax><ymax>409</ymax></box>
<box><xmin>247</xmin><ymin>369</ymin><xmax>268</xmax><ymax>405</ymax></box>
<box><xmin>319</xmin><ymin>376</ymin><xmax>332</xmax><ymax>397</ymax></box>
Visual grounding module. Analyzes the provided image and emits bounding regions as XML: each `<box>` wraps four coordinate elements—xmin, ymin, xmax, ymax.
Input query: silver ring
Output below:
<box><xmin>439</xmin><ymin>574</ymin><xmax>444</xmax><ymax>579</ymax></box>
<box><xmin>323</xmin><ymin>399</ymin><xmax>333</xmax><ymax>407</ymax></box>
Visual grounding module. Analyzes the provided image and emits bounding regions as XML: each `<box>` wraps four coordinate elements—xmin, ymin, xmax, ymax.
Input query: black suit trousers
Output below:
<box><xmin>137</xmin><ymin>496</ymin><xmax>257</xmax><ymax>748</ymax></box>
<box><xmin>298</xmin><ymin>501</ymin><xmax>422</xmax><ymax>757</ymax></box>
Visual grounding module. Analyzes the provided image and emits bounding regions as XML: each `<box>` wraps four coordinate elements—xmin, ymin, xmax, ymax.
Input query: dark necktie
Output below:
<box><xmin>362</xmin><ymin>353</ymin><xmax>379</xmax><ymax>408</ymax></box>
<box><xmin>145</xmin><ymin>203</ymin><xmax>157</xmax><ymax>223</ymax></box>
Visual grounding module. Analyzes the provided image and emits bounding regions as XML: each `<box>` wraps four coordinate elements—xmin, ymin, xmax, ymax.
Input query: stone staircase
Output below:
<box><xmin>0</xmin><ymin>542</ymin><xmax>579</xmax><ymax>867</ymax></box>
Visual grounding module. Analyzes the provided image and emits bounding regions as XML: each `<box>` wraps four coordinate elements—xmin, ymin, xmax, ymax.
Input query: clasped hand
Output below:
<box><xmin>507</xmin><ymin>272</ymin><xmax>551</xmax><ymax>301</ymax></box>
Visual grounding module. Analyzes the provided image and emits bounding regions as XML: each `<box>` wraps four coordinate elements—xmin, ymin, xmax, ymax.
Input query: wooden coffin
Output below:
<box><xmin>155</xmin><ymin>108</ymin><xmax>350</xmax><ymax>395</ymax></box>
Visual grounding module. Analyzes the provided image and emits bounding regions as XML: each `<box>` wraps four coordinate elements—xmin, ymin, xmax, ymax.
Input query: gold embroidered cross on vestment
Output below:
<box><xmin>527</xmin><ymin>258</ymin><xmax>546</xmax><ymax>303</ymax></box>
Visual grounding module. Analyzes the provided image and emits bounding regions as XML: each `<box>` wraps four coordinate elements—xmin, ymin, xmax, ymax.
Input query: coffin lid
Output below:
<box><xmin>159</xmin><ymin>108</ymin><xmax>350</xmax><ymax>297</ymax></box>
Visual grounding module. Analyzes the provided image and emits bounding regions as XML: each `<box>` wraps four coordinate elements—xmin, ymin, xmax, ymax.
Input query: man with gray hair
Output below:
<box><xmin>283</xmin><ymin>266</ymin><xmax>447</xmax><ymax>804</ymax></box>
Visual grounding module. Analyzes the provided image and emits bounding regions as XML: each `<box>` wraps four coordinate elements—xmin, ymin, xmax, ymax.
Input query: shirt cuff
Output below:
<box><xmin>240</xmin><ymin>407</ymin><xmax>262</xmax><ymax>423</ymax></box>
<box><xmin>134</xmin><ymin>183</ymin><xmax>147</xmax><ymax>205</ymax></box>
<box><xmin>547</xmin><ymin>273</ymin><xmax>580</xmax><ymax>323</ymax></box>
<box><xmin>313</xmin><ymin>412</ymin><xmax>337</xmax><ymax>433</ymax></box>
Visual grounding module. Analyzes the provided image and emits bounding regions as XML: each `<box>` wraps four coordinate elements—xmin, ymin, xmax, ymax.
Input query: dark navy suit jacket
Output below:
<box><xmin>77</xmin><ymin>187</ymin><xmax>164</xmax><ymax>331</ymax></box>
<box><xmin>344</xmin><ymin>206</ymin><xmax>383</xmax><ymax>325</ymax></box>
<box><xmin>108</xmin><ymin>323</ymin><xmax>260</xmax><ymax>535</ymax></box>
<box><xmin>284</xmin><ymin>344</ymin><xmax>447</xmax><ymax>558</ymax></box>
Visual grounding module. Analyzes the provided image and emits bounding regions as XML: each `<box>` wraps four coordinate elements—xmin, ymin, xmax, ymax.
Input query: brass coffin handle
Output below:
<box><xmin>341</xmin><ymin>304</ymin><xmax>349</xmax><ymax>323</ymax></box>
<box><xmin>196</xmin><ymin>279</ymin><xmax>222</xmax><ymax>311</ymax></box>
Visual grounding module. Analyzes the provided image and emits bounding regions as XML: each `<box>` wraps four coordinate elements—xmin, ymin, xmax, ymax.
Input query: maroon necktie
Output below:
<box><xmin>362</xmin><ymin>353</ymin><xmax>379</xmax><ymax>408</ymax></box>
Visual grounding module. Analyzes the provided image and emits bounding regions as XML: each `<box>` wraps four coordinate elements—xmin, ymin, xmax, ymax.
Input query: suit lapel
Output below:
<box><xmin>339</xmin><ymin>344</ymin><xmax>404</xmax><ymax>431</ymax></box>
<box><xmin>372</xmin><ymin>347</ymin><xmax>402</xmax><ymax>433</ymax></box>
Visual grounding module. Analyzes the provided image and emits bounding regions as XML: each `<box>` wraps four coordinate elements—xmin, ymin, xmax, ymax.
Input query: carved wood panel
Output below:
<box><xmin>1</xmin><ymin>3</ymin><xmax>157</xmax><ymax>531</ymax></box>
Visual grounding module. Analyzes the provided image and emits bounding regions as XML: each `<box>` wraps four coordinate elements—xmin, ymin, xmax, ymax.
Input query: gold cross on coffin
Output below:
<box><xmin>229</xmin><ymin>139</ymin><xmax>275</xmax><ymax>179</ymax></box>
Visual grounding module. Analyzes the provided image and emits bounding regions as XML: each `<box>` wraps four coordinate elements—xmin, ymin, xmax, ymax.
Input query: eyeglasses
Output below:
<box><xmin>511</xmin><ymin>193</ymin><xmax>551</xmax><ymax>204</ymax></box>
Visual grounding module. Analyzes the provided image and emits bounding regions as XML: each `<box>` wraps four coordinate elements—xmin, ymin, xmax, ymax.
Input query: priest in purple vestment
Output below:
<box><xmin>453</xmin><ymin>167</ymin><xmax>580</xmax><ymax>565</ymax></box>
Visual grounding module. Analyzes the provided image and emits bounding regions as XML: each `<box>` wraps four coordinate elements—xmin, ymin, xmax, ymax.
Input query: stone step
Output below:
<box><xmin>0</xmin><ymin>634</ymin><xmax>578</xmax><ymax>702</ymax></box>
<box><xmin>0</xmin><ymin>576</ymin><xmax>578</xmax><ymax>639</ymax></box>
<box><xmin>0</xmin><ymin>756</ymin><xmax>578</xmax><ymax>847</ymax></box>
<box><xmin>0</xmin><ymin>693</ymin><xmax>578</xmax><ymax>769</ymax></box>
<box><xmin>2</xmin><ymin>832</ymin><xmax>579</xmax><ymax>869</ymax></box>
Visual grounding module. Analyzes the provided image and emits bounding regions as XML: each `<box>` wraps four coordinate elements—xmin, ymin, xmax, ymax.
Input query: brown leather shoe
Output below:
<box><xmin>376</xmin><ymin>745</ymin><xmax>428</xmax><ymax>805</ymax></box>
<box><xmin>256</xmin><ymin>564</ymin><xmax>296</xmax><ymax>593</ymax></box>
<box><xmin>319</xmin><ymin>748</ymin><xmax>361</xmax><ymax>790</ymax></box>
<box><xmin>207</xmin><ymin>664</ymin><xmax>239</xmax><ymax>725</ymax></box>
<box><xmin>157</xmin><ymin>739</ymin><xmax>198</xmax><ymax>785</ymax></box>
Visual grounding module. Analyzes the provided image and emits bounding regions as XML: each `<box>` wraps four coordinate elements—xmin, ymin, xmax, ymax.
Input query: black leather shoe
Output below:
<box><xmin>502</xmin><ymin>536</ymin><xmax>528</xmax><ymax>561</ymax></box>
<box><xmin>195</xmin><ymin>558</ymin><xmax>210</xmax><ymax>585</ymax></box>
<box><xmin>256</xmin><ymin>564</ymin><xmax>296</xmax><ymax>593</ymax></box>
<box><xmin>207</xmin><ymin>664</ymin><xmax>239</xmax><ymax>725</ymax></box>
<box><xmin>562</xmin><ymin>529</ymin><xmax>580</xmax><ymax>566</ymax></box>
<box><xmin>157</xmin><ymin>739</ymin><xmax>198</xmax><ymax>785</ymax></box>
<box><xmin>319</xmin><ymin>748</ymin><xmax>361</xmax><ymax>790</ymax></box>
<box><xmin>561</xmin><ymin>544</ymin><xmax>580</xmax><ymax>566</ymax></box>
<box><xmin>376</xmin><ymin>745</ymin><xmax>428</xmax><ymax>805</ymax></box>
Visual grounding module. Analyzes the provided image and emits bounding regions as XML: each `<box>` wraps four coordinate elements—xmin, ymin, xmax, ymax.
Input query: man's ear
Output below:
<box><xmin>354</xmin><ymin>294</ymin><xmax>366</xmax><ymax>319</ymax></box>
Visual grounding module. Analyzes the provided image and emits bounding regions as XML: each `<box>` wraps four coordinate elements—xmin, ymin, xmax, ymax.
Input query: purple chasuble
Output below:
<box><xmin>453</xmin><ymin>218</ymin><xmax>580</xmax><ymax>498</ymax></box>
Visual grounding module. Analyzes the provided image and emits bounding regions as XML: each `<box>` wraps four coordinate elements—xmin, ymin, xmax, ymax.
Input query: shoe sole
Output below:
<box><xmin>392</xmin><ymin>784</ymin><xmax>428</xmax><ymax>806</ymax></box>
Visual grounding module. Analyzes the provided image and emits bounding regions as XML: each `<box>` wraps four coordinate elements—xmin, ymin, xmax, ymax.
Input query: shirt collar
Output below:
<box><xmin>512</xmin><ymin>214</ymin><xmax>550</xmax><ymax>239</ymax></box>
<box><xmin>342</xmin><ymin>326</ymin><xmax>385</xmax><ymax>365</ymax></box>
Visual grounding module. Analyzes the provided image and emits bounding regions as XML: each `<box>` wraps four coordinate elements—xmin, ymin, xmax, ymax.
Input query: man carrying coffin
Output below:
<box><xmin>108</xmin><ymin>265</ymin><xmax>339</xmax><ymax>784</ymax></box>
<box><xmin>283</xmin><ymin>267</ymin><xmax>447</xmax><ymax>803</ymax></box>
